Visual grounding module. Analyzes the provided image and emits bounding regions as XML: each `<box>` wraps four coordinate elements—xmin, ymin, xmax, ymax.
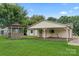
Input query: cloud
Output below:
<box><xmin>60</xmin><ymin>11</ymin><xmax>68</xmax><ymax>15</ymax></box>
<box><xmin>68</xmin><ymin>7</ymin><xmax>79</xmax><ymax>13</ymax></box>
<box><xmin>59</xmin><ymin>6</ymin><xmax>79</xmax><ymax>15</ymax></box>
<box><xmin>68</xmin><ymin>6</ymin><xmax>79</xmax><ymax>13</ymax></box>
<box><xmin>73</xmin><ymin>7</ymin><xmax>79</xmax><ymax>10</ymax></box>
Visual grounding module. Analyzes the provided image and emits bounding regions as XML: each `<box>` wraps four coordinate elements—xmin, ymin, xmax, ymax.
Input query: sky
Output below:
<box><xmin>18</xmin><ymin>3</ymin><xmax>79</xmax><ymax>18</ymax></box>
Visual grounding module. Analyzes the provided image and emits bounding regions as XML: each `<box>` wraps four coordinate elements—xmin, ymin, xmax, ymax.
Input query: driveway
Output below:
<box><xmin>68</xmin><ymin>39</ymin><xmax>79</xmax><ymax>46</ymax></box>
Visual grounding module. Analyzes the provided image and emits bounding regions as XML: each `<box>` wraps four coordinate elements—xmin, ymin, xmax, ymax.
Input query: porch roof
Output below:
<box><xmin>28</xmin><ymin>21</ymin><xmax>68</xmax><ymax>29</ymax></box>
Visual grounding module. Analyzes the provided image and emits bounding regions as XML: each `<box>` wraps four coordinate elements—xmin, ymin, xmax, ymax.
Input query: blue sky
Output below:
<box><xmin>18</xmin><ymin>3</ymin><xmax>79</xmax><ymax>18</ymax></box>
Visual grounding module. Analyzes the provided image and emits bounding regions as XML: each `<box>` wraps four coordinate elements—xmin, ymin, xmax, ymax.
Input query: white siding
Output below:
<box><xmin>27</xmin><ymin>28</ymin><xmax>72</xmax><ymax>38</ymax></box>
<box><xmin>0</xmin><ymin>27</ymin><xmax>9</xmax><ymax>36</ymax></box>
<box><xmin>46</xmin><ymin>28</ymin><xmax>67</xmax><ymax>38</ymax></box>
<box><xmin>27</xmin><ymin>29</ymin><xmax>38</xmax><ymax>36</ymax></box>
<box><xmin>43</xmin><ymin>28</ymin><xmax>72</xmax><ymax>38</ymax></box>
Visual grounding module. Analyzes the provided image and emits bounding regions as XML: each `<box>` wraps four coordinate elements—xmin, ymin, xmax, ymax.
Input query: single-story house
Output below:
<box><xmin>0</xmin><ymin>27</ymin><xmax>9</xmax><ymax>36</ymax></box>
<box><xmin>0</xmin><ymin>24</ymin><xmax>9</xmax><ymax>36</ymax></box>
<box><xmin>27</xmin><ymin>21</ymin><xmax>73</xmax><ymax>39</ymax></box>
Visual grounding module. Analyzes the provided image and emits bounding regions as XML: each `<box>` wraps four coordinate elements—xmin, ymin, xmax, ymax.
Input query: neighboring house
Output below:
<box><xmin>0</xmin><ymin>23</ymin><xmax>24</xmax><ymax>38</ymax></box>
<box><xmin>27</xmin><ymin>21</ymin><xmax>73</xmax><ymax>39</ymax></box>
<box><xmin>0</xmin><ymin>27</ymin><xmax>9</xmax><ymax>36</ymax></box>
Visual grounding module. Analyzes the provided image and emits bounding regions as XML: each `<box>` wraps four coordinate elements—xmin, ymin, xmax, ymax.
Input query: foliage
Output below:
<box><xmin>38</xmin><ymin>29</ymin><xmax>42</xmax><ymax>34</ymax></box>
<box><xmin>30</xmin><ymin>15</ymin><xmax>45</xmax><ymax>25</ymax></box>
<box><xmin>58</xmin><ymin>16</ymin><xmax>79</xmax><ymax>35</ymax></box>
<box><xmin>47</xmin><ymin>17</ymin><xmax>57</xmax><ymax>22</ymax></box>
<box><xmin>0</xmin><ymin>3</ymin><xmax>27</xmax><ymax>26</ymax></box>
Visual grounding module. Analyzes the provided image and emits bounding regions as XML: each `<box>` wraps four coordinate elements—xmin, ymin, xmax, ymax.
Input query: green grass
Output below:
<box><xmin>0</xmin><ymin>36</ymin><xmax>79</xmax><ymax>56</ymax></box>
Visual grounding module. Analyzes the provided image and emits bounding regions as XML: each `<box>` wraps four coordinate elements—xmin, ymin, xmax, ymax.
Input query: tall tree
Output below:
<box><xmin>0</xmin><ymin>3</ymin><xmax>28</xmax><ymax>37</ymax></box>
<box><xmin>0</xmin><ymin>3</ymin><xmax>27</xmax><ymax>26</ymax></box>
<box><xmin>58</xmin><ymin>16</ymin><xmax>70</xmax><ymax>23</ymax></box>
<box><xmin>30</xmin><ymin>15</ymin><xmax>45</xmax><ymax>25</ymax></box>
<box><xmin>58</xmin><ymin>16</ymin><xmax>79</xmax><ymax>35</ymax></box>
<box><xmin>47</xmin><ymin>17</ymin><xmax>57</xmax><ymax>22</ymax></box>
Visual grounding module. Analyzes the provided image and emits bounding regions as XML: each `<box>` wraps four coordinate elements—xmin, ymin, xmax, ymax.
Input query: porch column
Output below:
<box><xmin>43</xmin><ymin>29</ymin><xmax>46</xmax><ymax>39</ymax></box>
<box><xmin>66</xmin><ymin>28</ymin><xmax>69</xmax><ymax>42</ymax></box>
<box><xmin>10</xmin><ymin>26</ymin><xmax>12</xmax><ymax>38</ymax></box>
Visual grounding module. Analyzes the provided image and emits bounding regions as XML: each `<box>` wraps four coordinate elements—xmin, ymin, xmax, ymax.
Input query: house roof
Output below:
<box><xmin>28</xmin><ymin>21</ymin><xmax>68</xmax><ymax>29</ymax></box>
<box><xmin>8</xmin><ymin>23</ymin><xmax>24</xmax><ymax>28</ymax></box>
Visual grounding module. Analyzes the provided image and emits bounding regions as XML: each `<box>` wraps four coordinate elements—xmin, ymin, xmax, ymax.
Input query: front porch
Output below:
<box><xmin>37</xmin><ymin>28</ymin><xmax>72</xmax><ymax>40</ymax></box>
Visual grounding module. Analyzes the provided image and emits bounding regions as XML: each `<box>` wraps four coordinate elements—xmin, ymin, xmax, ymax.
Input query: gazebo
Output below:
<box><xmin>9</xmin><ymin>23</ymin><xmax>24</xmax><ymax>39</ymax></box>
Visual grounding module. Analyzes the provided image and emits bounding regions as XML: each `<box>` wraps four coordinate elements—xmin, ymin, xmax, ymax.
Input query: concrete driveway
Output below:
<box><xmin>68</xmin><ymin>39</ymin><xmax>79</xmax><ymax>46</ymax></box>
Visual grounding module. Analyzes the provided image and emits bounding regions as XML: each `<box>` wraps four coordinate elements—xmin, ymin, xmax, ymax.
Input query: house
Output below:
<box><xmin>0</xmin><ymin>24</ymin><xmax>9</xmax><ymax>36</ymax></box>
<box><xmin>0</xmin><ymin>27</ymin><xmax>8</xmax><ymax>36</ymax></box>
<box><xmin>27</xmin><ymin>21</ymin><xmax>73</xmax><ymax>39</ymax></box>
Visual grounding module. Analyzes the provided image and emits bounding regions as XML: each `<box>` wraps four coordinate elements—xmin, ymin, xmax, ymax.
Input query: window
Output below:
<box><xmin>1</xmin><ymin>30</ymin><xmax>4</xmax><ymax>35</ymax></box>
<box><xmin>49</xmin><ymin>29</ymin><xmax>55</xmax><ymax>33</ymax></box>
<box><xmin>51</xmin><ymin>30</ymin><xmax>54</xmax><ymax>33</ymax></box>
<box><xmin>31</xmin><ymin>30</ymin><xmax>33</xmax><ymax>33</ymax></box>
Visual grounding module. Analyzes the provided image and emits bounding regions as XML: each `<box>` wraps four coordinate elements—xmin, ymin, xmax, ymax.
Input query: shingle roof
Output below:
<box><xmin>29</xmin><ymin>21</ymin><xmax>67</xmax><ymax>29</ymax></box>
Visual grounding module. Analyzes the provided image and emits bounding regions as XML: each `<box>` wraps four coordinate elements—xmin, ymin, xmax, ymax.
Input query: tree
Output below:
<box><xmin>58</xmin><ymin>16</ymin><xmax>70</xmax><ymax>23</ymax></box>
<box><xmin>47</xmin><ymin>17</ymin><xmax>57</xmax><ymax>22</ymax></box>
<box><xmin>20</xmin><ymin>17</ymin><xmax>32</xmax><ymax>35</ymax></box>
<box><xmin>30</xmin><ymin>15</ymin><xmax>45</xmax><ymax>25</ymax></box>
<box><xmin>58</xmin><ymin>16</ymin><xmax>79</xmax><ymax>35</ymax></box>
<box><xmin>0</xmin><ymin>3</ymin><xmax>27</xmax><ymax>26</ymax></box>
<box><xmin>0</xmin><ymin>3</ymin><xmax>28</xmax><ymax>37</ymax></box>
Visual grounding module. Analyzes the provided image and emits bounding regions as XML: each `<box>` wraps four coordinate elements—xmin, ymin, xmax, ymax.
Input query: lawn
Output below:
<box><xmin>0</xmin><ymin>36</ymin><xmax>79</xmax><ymax>56</ymax></box>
